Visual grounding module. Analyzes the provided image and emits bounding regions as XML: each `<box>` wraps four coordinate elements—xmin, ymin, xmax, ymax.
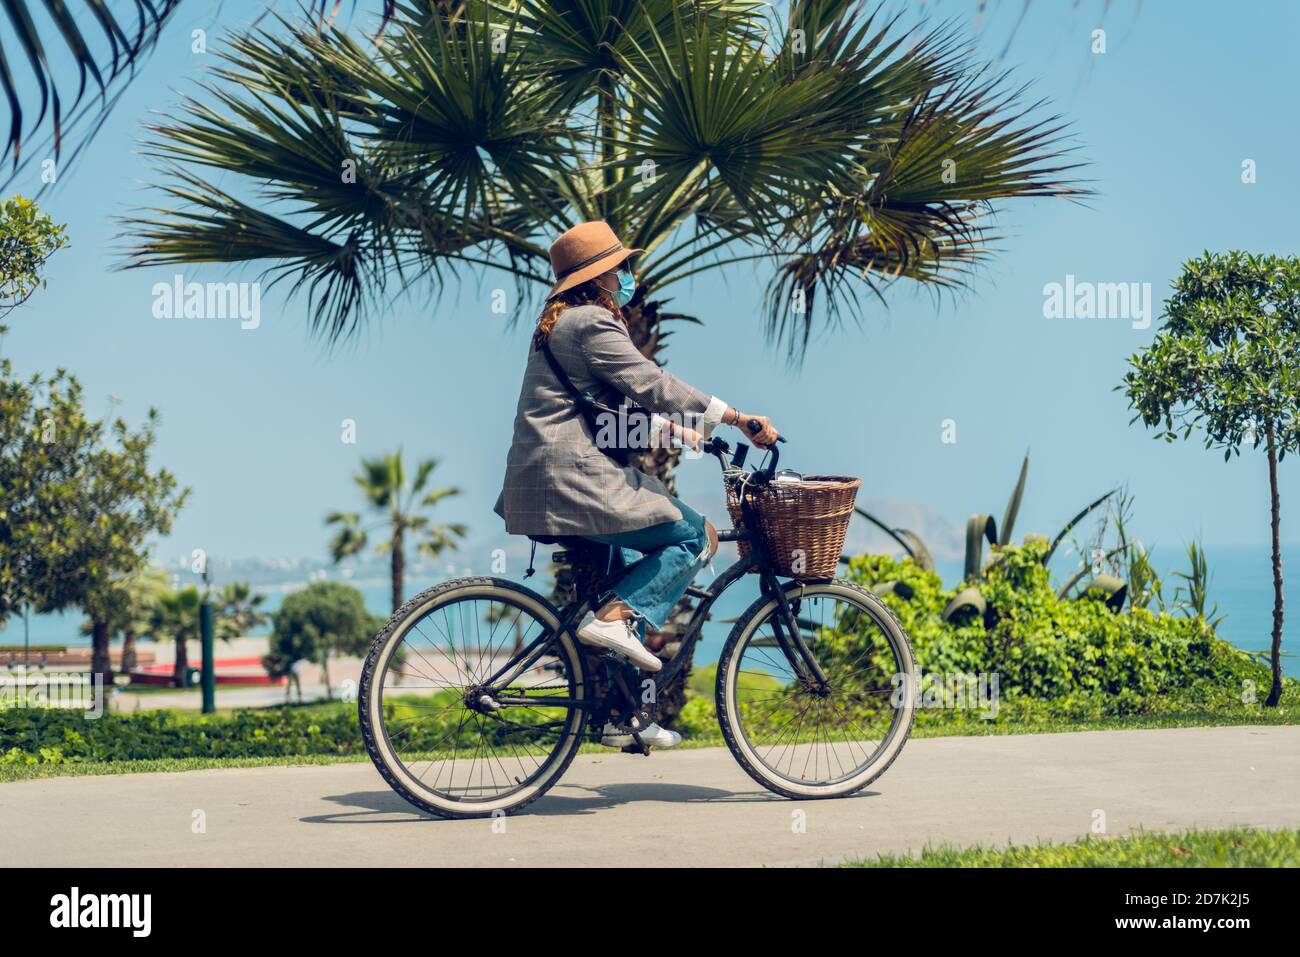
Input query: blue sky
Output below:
<box><xmin>5</xmin><ymin>0</ymin><xmax>1299</xmax><ymax>580</ymax></box>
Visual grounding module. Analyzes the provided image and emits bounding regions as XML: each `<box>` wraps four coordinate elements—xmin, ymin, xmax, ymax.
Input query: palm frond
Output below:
<box><xmin>120</xmin><ymin>0</ymin><xmax>1087</xmax><ymax>348</ymax></box>
<box><xmin>0</xmin><ymin>0</ymin><xmax>405</xmax><ymax>180</ymax></box>
<box><xmin>0</xmin><ymin>0</ymin><xmax>182</xmax><ymax>171</ymax></box>
<box><xmin>118</xmin><ymin>6</ymin><xmax>573</xmax><ymax>340</ymax></box>
<box><xmin>761</xmin><ymin>13</ymin><xmax>1090</xmax><ymax>360</ymax></box>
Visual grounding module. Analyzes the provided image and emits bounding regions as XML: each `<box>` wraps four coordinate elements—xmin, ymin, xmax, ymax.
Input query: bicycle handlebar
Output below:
<box><xmin>704</xmin><ymin>432</ymin><xmax>781</xmax><ymax>478</ymax></box>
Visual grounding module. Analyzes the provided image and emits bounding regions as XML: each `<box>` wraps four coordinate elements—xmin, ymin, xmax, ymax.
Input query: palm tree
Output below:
<box><xmin>120</xmin><ymin>570</ymin><xmax>171</xmax><ymax>672</ymax></box>
<box><xmin>327</xmin><ymin>451</ymin><xmax>466</xmax><ymax>612</ymax></box>
<box><xmin>7</xmin><ymin>0</ymin><xmax>1118</xmax><ymax>181</ymax></box>
<box><xmin>149</xmin><ymin>586</ymin><xmax>202</xmax><ymax>688</ymax></box>
<box><xmin>215</xmin><ymin>580</ymin><xmax>269</xmax><ymax>640</ymax></box>
<box><xmin>79</xmin><ymin>567</ymin><xmax>169</xmax><ymax>677</ymax></box>
<box><xmin>124</xmin><ymin>1</ymin><xmax>1083</xmax><ymax>345</ymax></box>
<box><xmin>124</xmin><ymin>0</ymin><xmax>1086</xmax><ymax>718</ymax></box>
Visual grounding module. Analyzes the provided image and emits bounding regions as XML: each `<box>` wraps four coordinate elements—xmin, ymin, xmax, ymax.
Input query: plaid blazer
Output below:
<box><xmin>494</xmin><ymin>305</ymin><xmax>713</xmax><ymax>537</ymax></box>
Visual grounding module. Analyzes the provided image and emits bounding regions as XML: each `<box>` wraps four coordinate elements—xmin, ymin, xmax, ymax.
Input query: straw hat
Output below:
<box><xmin>546</xmin><ymin>221</ymin><xmax>643</xmax><ymax>300</ymax></box>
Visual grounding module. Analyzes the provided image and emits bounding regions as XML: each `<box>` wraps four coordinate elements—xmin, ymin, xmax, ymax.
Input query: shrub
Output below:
<box><xmin>842</xmin><ymin>541</ymin><xmax>1277</xmax><ymax>715</ymax></box>
<box><xmin>0</xmin><ymin>703</ymin><xmax>364</xmax><ymax>764</ymax></box>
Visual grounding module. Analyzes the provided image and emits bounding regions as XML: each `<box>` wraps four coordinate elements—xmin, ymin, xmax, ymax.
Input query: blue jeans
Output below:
<box><xmin>584</xmin><ymin>498</ymin><xmax>710</xmax><ymax>632</ymax></box>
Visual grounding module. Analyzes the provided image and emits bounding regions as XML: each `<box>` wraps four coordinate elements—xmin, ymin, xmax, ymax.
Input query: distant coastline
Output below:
<box><xmin>4</xmin><ymin>544</ymin><xmax>1297</xmax><ymax>678</ymax></box>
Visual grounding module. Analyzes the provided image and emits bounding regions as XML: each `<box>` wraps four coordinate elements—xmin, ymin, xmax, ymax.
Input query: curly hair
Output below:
<box><xmin>533</xmin><ymin>277</ymin><xmax>625</xmax><ymax>350</ymax></box>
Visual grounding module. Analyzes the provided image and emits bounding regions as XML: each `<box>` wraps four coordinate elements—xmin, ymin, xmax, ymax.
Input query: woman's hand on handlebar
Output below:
<box><xmin>727</xmin><ymin>409</ymin><xmax>779</xmax><ymax>448</ymax></box>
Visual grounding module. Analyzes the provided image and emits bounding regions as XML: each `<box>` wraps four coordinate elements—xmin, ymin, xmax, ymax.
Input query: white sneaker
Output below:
<box><xmin>600</xmin><ymin>722</ymin><xmax>682</xmax><ymax>749</ymax></box>
<box><xmin>575</xmin><ymin>613</ymin><xmax>662</xmax><ymax>672</ymax></box>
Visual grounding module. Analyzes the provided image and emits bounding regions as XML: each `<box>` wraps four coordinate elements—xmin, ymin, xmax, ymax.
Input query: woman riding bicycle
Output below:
<box><xmin>494</xmin><ymin>221</ymin><xmax>780</xmax><ymax>749</ymax></box>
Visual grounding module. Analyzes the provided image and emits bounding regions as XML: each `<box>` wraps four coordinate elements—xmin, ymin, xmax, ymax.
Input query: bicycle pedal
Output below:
<box><xmin>625</xmin><ymin>733</ymin><xmax>651</xmax><ymax>757</ymax></box>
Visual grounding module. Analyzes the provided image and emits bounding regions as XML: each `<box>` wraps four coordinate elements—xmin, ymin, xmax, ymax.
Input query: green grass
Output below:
<box><xmin>0</xmin><ymin>753</ymin><xmax>374</xmax><ymax>782</ymax></box>
<box><xmin>114</xmin><ymin>685</ymin><xmax>198</xmax><ymax>696</ymax></box>
<box><xmin>909</xmin><ymin>707</ymin><xmax>1300</xmax><ymax>737</ymax></box>
<box><xmin>4</xmin><ymin>705</ymin><xmax>1298</xmax><ymax>782</ymax></box>
<box><xmin>0</xmin><ymin>735</ymin><xmax>735</xmax><ymax>782</ymax></box>
<box><xmin>4</xmin><ymin>660</ymin><xmax>1297</xmax><ymax>782</ymax></box>
<box><xmin>843</xmin><ymin>827</ymin><xmax>1300</xmax><ymax>867</ymax></box>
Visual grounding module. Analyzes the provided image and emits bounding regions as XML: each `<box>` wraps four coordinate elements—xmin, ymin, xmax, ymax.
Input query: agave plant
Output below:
<box><xmin>1056</xmin><ymin>488</ymin><xmax>1143</xmax><ymax>610</ymax></box>
<box><xmin>1170</xmin><ymin>542</ymin><xmax>1225</xmax><ymax>632</ymax></box>
<box><xmin>853</xmin><ymin>452</ymin><xmax>1117</xmax><ymax>622</ymax></box>
<box><xmin>1057</xmin><ymin>495</ymin><xmax>1227</xmax><ymax>626</ymax></box>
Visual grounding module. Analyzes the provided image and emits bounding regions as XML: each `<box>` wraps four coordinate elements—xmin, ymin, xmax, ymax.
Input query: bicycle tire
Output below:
<box><xmin>715</xmin><ymin>578</ymin><xmax>917</xmax><ymax>800</ymax></box>
<box><xmin>358</xmin><ymin>576</ymin><xmax>589</xmax><ymax>819</ymax></box>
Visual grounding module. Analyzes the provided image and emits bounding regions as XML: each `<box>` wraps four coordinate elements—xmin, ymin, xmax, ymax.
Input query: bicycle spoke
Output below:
<box><xmin>366</xmin><ymin>588</ymin><xmax>585</xmax><ymax>810</ymax></box>
<box><xmin>728</xmin><ymin>587</ymin><xmax>913</xmax><ymax>789</ymax></box>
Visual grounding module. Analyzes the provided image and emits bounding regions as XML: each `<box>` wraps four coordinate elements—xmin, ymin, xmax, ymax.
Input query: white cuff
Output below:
<box><xmin>699</xmin><ymin>396</ymin><xmax>728</xmax><ymax>438</ymax></box>
<box><xmin>650</xmin><ymin>412</ymin><xmax>672</xmax><ymax>446</ymax></box>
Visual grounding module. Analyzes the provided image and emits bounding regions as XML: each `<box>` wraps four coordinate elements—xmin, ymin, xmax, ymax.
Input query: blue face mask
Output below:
<box><xmin>615</xmin><ymin>269</ymin><xmax>636</xmax><ymax>306</ymax></box>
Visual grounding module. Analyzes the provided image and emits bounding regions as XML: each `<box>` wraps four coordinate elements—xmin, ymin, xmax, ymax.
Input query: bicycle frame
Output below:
<box><xmin>479</xmin><ymin>438</ymin><xmax>830</xmax><ymax>718</ymax></box>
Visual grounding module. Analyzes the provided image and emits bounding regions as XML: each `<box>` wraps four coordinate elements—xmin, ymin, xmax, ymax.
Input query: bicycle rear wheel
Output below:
<box><xmin>358</xmin><ymin>577</ymin><xmax>589</xmax><ymax>819</ymax></box>
<box><xmin>716</xmin><ymin>579</ymin><xmax>917</xmax><ymax>800</ymax></box>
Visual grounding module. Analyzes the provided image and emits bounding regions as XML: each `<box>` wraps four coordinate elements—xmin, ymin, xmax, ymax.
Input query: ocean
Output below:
<box><xmin>3</xmin><ymin>545</ymin><xmax>1296</xmax><ymax>678</ymax></box>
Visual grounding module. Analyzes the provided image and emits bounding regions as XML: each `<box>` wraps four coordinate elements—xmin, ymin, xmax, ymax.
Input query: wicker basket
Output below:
<box><xmin>726</xmin><ymin>473</ymin><xmax>861</xmax><ymax>580</ymax></box>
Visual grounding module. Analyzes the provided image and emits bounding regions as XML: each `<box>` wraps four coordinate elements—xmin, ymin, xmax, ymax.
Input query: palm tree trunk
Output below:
<box><xmin>1265</xmin><ymin>421</ymin><xmax>1285</xmax><ymax>708</ymax></box>
<box><xmin>121</xmin><ymin>629</ymin><xmax>138</xmax><ymax>673</ymax></box>
<box><xmin>321</xmin><ymin>650</ymin><xmax>332</xmax><ymax>700</ymax></box>
<box><xmin>173</xmin><ymin>633</ymin><xmax>189</xmax><ymax>688</ymax></box>
<box><xmin>391</xmin><ymin>524</ymin><xmax>404</xmax><ymax>613</ymax></box>
<box><xmin>90</xmin><ymin>619</ymin><xmax>113</xmax><ymax>688</ymax></box>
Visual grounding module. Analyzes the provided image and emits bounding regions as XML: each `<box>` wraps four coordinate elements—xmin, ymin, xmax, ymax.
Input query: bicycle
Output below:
<box><xmin>358</xmin><ymin>435</ymin><xmax>918</xmax><ymax>819</ymax></box>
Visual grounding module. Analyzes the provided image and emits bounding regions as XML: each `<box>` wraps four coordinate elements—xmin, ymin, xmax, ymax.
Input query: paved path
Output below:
<box><xmin>3</xmin><ymin>726</ymin><xmax>1297</xmax><ymax>867</ymax></box>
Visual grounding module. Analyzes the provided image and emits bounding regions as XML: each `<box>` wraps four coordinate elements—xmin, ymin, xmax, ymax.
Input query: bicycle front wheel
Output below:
<box><xmin>358</xmin><ymin>577</ymin><xmax>589</xmax><ymax>819</ymax></box>
<box><xmin>716</xmin><ymin>579</ymin><xmax>917</xmax><ymax>800</ymax></box>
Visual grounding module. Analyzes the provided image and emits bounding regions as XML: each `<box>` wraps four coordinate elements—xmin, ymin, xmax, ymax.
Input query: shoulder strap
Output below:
<box><xmin>538</xmin><ymin>338</ymin><xmax>649</xmax><ymax>467</ymax></box>
<box><xmin>539</xmin><ymin>340</ymin><xmax>592</xmax><ymax>408</ymax></box>
<box><xmin>539</xmin><ymin>337</ymin><xmax>653</xmax><ymax>426</ymax></box>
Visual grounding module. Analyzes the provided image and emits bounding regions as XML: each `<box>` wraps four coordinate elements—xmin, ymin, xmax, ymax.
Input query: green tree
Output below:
<box><xmin>0</xmin><ymin>362</ymin><xmax>187</xmax><ymax>685</ymax></box>
<box><xmin>327</xmin><ymin>451</ymin><xmax>466</xmax><ymax>612</ymax></box>
<box><xmin>0</xmin><ymin>196</ymin><xmax>68</xmax><ymax>318</ymax></box>
<box><xmin>266</xmin><ymin>582</ymin><xmax>381</xmax><ymax>700</ymax></box>
<box><xmin>76</xmin><ymin>415</ymin><xmax>189</xmax><ymax>683</ymax></box>
<box><xmin>0</xmin><ymin>365</ymin><xmax>96</xmax><ymax>622</ymax></box>
<box><xmin>1123</xmin><ymin>251</ymin><xmax>1300</xmax><ymax>707</ymax></box>
<box><xmin>0</xmin><ymin>1</ymin><xmax>1087</xmax><ymax>178</ymax></box>
<box><xmin>0</xmin><ymin>199</ymin><xmax>75</xmax><ymax>626</ymax></box>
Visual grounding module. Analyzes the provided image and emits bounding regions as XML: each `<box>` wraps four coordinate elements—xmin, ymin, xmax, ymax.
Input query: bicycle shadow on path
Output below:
<box><xmin>301</xmin><ymin>782</ymin><xmax>879</xmax><ymax>824</ymax></box>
